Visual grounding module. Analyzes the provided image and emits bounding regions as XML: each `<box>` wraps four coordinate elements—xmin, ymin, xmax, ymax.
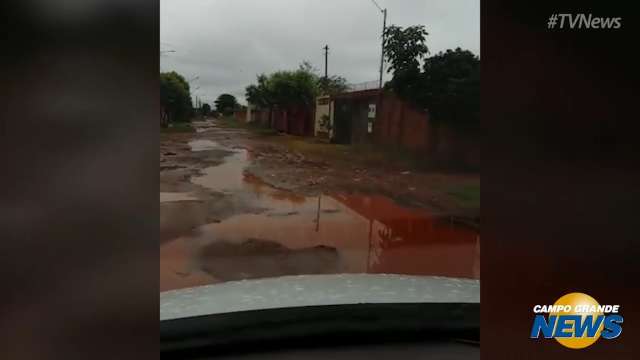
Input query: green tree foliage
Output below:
<box><xmin>245</xmin><ymin>74</ymin><xmax>273</xmax><ymax>108</ymax></box>
<box><xmin>422</xmin><ymin>48</ymin><xmax>480</xmax><ymax>129</ymax></box>
<box><xmin>383</xmin><ymin>25</ymin><xmax>429</xmax><ymax>75</ymax></box>
<box><xmin>318</xmin><ymin>75</ymin><xmax>348</xmax><ymax>96</ymax></box>
<box><xmin>215</xmin><ymin>94</ymin><xmax>239</xmax><ymax>115</ymax></box>
<box><xmin>383</xmin><ymin>25</ymin><xmax>479</xmax><ymax>129</ymax></box>
<box><xmin>160</xmin><ymin>71</ymin><xmax>193</xmax><ymax>122</ymax></box>
<box><xmin>270</xmin><ymin>69</ymin><xmax>317</xmax><ymax>107</ymax></box>
<box><xmin>383</xmin><ymin>25</ymin><xmax>429</xmax><ymax>100</ymax></box>
<box><xmin>244</xmin><ymin>61</ymin><xmax>347</xmax><ymax>109</ymax></box>
<box><xmin>201</xmin><ymin>103</ymin><xmax>211</xmax><ymax>116</ymax></box>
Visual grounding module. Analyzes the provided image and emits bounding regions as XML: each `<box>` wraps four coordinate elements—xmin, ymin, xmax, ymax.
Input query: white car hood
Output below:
<box><xmin>161</xmin><ymin>274</ymin><xmax>479</xmax><ymax>321</ymax></box>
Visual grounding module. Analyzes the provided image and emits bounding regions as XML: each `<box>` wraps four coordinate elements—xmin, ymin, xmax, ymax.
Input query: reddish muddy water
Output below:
<box><xmin>160</xmin><ymin>145</ymin><xmax>479</xmax><ymax>292</ymax></box>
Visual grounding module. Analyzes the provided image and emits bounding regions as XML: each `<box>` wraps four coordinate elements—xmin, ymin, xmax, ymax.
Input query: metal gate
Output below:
<box><xmin>332</xmin><ymin>99</ymin><xmax>353</xmax><ymax>144</ymax></box>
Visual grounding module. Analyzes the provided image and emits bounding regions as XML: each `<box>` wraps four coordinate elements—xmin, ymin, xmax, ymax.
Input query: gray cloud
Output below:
<box><xmin>161</xmin><ymin>0</ymin><xmax>479</xmax><ymax>105</ymax></box>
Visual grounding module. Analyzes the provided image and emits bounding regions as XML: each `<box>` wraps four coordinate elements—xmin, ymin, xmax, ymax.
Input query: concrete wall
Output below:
<box><xmin>252</xmin><ymin>106</ymin><xmax>313</xmax><ymax>136</ymax></box>
<box><xmin>375</xmin><ymin>93</ymin><xmax>429</xmax><ymax>151</ymax></box>
<box><xmin>233</xmin><ymin>109</ymin><xmax>247</xmax><ymax>122</ymax></box>
<box><xmin>376</xmin><ymin>92</ymin><xmax>479</xmax><ymax>169</ymax></box>
<box><xmin>331</xmin><ymin>90</ymin><xmax>479</xmax><ymax>169</ymax></box>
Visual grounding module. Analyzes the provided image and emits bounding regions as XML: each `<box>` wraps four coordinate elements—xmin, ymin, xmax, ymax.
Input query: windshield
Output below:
<box><xmin>160</xmin><ymin>0</ymin><xmax>480</xmax><ymax>308</ymax></box>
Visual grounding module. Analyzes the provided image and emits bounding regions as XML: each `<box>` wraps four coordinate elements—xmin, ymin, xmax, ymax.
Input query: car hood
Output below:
<box><xmin>161</xmin><ymin>274</ymin><xmax>479</xmax><ymax>321</ymax></box>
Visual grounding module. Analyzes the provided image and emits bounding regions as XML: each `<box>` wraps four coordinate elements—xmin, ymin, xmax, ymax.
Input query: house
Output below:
<box><xmin>326</xmin><ymin>88</ymin><xmax>381</xmax><ymax>145</ymax></box>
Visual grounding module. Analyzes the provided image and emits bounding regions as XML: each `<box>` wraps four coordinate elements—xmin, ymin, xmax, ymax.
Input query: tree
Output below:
<box><xmin>244</xmin><ymin>61</ymin><xmax>349</xmax><ymax>129</ymax></box>
<box><xmin>318</xmin><ymin>75</ymin><xmax>348</xmax><ymax>96</ymax></box>
<box><xmin>215</xmin><ymin>94</ymin><xmax>239</xmax><ymax>115</ymax></box>
<box><xmin>245</xmin><ymin>74</ymin><xmax>273</xmax><ymax>109</ymax></box>
<box><xmin>383</xmin><ymin>25</ymin><xmax>429</xmax><ymax>75</ymax></box>
<box><xmin>383</xmin><ymin>25</ymin><xmax>479</xmax><ymax>130</ymax></box>
<box><xmin>268</xmin><ymin>65</ymin><xmax>319</xmax><ymax>107</ymax></box>
<box><xmin>201</xmin><ymin>103</ymin><xmax>211</xmax><ymax>116</ymax></box>
<box><xmin>245</xmin><ymin>61</ymin><xmax>346</xmax><ymax>108</ymax></box>
<box><xmin>422</xmin><ymin>48</ymin><xmax>480</xmax><ymax>129</ymax></box>
<box><xmin>383</xmin><ymin>25</ymin><xmax>429</xmax><ymax>100</ymax></box>
<box><xmin>160</xmin><ymin>71</ymin><xmax>193</xmax><ymax>122</ymax></box>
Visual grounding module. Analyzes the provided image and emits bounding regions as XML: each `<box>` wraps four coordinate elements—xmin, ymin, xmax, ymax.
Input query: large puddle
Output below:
<box><xmin>160</xmin><ymin>192</ymin><xmax>198</xmax><ymax>203</ymax></box>
<box><xmin>161</xmin><ymin>141</ymin><xmax>480</xmax><ymax>292</ymax></box>
<box><xmin>189</xmin><ymin>139</ymin><xmax>220</xmax><ymax>152</ymax></box>
<box><xmin>191</xmin><ymin>149</ymin><xmax>250</xmax><ymax>193</ymax></box>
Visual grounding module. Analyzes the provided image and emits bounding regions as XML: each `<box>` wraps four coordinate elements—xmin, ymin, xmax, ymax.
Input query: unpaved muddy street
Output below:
<box><xmin>160</xmin><ymin>119</ymin><xmax>480</xmax><ymax>292</ymax></box>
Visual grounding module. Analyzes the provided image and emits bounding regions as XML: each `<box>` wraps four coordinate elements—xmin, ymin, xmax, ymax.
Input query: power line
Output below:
<box><xmin>369</xmin><ymin>0</ymin><xmax>383</xmax><ymax>12</ymax></box>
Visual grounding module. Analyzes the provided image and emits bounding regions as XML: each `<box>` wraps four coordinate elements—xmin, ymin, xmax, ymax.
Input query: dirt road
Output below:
<box><xmin>160</xmin><ymin>119</ymin><xmax>480</xmax><ymax>292</ymax></box>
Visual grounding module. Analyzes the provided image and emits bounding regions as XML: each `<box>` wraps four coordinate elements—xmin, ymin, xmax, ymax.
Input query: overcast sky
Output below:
<box><xmin>161</xmin><ymin>0</ymin><xmax>479</xmax><ymax>105</ymax></box>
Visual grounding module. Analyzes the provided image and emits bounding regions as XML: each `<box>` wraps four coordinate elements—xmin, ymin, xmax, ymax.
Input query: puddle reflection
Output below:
<box><xmin>160</xmin><ymin>144</ymin><xmax>479</xmax><ymax>292</ymax></box>
<box><xmin>161</xmin><ymin>188</ymin><xmax>479</xmax><ymax>292</ymax></box>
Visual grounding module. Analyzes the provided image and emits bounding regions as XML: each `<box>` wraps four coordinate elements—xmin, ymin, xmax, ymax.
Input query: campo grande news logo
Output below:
<box><xmin>530</xmin><ymin>292</ymin><xmax>623</xmax><ymax>349</ymax></box>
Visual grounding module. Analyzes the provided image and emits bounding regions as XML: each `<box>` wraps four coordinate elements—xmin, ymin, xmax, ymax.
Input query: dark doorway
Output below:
<box><xmin>332</xmin><ymin>99</ymin><xmax>352</xmax><ymax>144</ymax></box>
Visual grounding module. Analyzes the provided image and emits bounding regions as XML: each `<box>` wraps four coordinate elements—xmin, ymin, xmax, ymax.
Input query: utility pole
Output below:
<box><xmin>379</xmin><ymin>8</ymin><xmax>387</xmax><ymax>89</ymax></box>
<box><xmin>323</xmin><ymin>45</ymin><xmax>329</xmax><ymax>79</ymax></box>
<box><xmin>369</xmin><ymin>0</ymin><xmax>387</xmax><ymax>89</ymax></box>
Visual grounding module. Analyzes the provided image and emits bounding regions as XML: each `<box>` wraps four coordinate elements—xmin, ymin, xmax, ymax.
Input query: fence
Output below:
<box><xmin>377</xmin><ymin>93</ymin><xmax>479</xmax><ymax>169</ymax></box>
<box><xmin>375</xmin><ymin>92</ymin><xmax>429</xmax><ymax>151</ymax></box>
<box><xmin>250</xmin><ymin>106</ymin><xmax>314</xmax><ymax>136</ymax></box>
<box><xmin>330</xmin><ymin>90</ymin><xmax>479</xmax><ymax>169</ymax></box>
<box><xmin>345</xmin><ymin>80</ymin><xmax>380</xmax><ymax>93</ymax></box>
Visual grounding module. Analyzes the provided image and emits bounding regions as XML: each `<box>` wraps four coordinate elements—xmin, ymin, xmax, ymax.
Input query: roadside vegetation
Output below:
<box><xmin>245</xmin><ymin>61</ymin><xmax>348</xmax><ymax>115</ymax></box>
<box><xmin>446</xmin><ymin>184</ymin><xmax>480</xmax><ymax>209</ymax></box>
<box><xmin>214</xmin><ymin>94</ymin><xmax>240</xmax><ymax>116</ymax></box>
<box><xmin>383</xmin><ymin>25</ymin><xmax>480</xmax><ymax>132</ymax></box>
<box><xmin>160</xmin><ymin>71</ymin><xmax>193</xmax><ymax>124</ymax></box>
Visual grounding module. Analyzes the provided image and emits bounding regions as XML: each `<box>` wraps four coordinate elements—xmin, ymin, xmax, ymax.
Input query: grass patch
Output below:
<box><xmin>447</xmin><ymin>184</ymin><xmax>480</xmax><ymax>209</ymax></box>
<box><xmin>286</xmin><ymin>139</ymin><xmax>350</xmax><ymax>158</ymax></box>
<box><xmin>354</xmin><ymin>143</ymin><xmax>428</xmax><ymax>170</ymax></box>
<box><xmin>161</xmin><ymin>122</ymin><xmax>195</xmax><ymax>133</ymax></box>
<box><xmin>281</xmin><ymin>138</ymin><xmax>428</xmax><ymax>171</ymax></box>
